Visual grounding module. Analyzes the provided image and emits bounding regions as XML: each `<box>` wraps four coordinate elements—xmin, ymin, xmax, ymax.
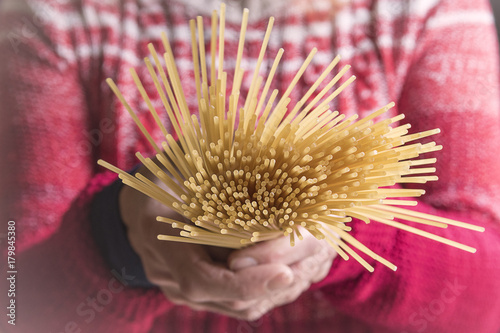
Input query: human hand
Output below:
<box><xmin>226</xmin><ymin>228</ymin><xmax>338</xmax><ymax>319</ymax></box>
<box><xmin>118</xmin><ymin>165</ymin><xmax>295</xmax><ymax>320</ymax></box>
<box><xmin>119</xmin><ymin>164</ymin><xmax>336</xmax><ymax>320</ymax></box>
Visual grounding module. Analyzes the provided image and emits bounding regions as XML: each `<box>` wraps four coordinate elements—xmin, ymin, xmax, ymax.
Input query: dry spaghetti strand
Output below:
<box><xmin>97</xmin><ymin>4</ymin><xmax>485</xmax><ymax>272</ymax></box>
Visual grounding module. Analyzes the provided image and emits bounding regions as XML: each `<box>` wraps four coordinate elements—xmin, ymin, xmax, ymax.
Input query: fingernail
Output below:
<box><xmin>230</xmin><ymin>257</ymin><xmax>258</xmax><ymax>270</ymax></box>
<box><xmin>267</xmin><ymin>272</ymin><xmax>293</xmax><ymax>290</ymax></box>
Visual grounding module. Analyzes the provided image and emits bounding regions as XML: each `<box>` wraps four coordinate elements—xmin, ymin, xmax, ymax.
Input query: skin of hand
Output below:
<box><xmin>119</xmin><ymin>164</ymin><xmax>337</xmax><ymax>321</ymax></box>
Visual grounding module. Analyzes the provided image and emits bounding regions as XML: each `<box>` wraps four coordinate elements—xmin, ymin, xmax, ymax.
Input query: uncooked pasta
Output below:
<box><xmin>98</xmin><ymin>4</ymin><xmax>484</xmax><ymax>272</ymax></box>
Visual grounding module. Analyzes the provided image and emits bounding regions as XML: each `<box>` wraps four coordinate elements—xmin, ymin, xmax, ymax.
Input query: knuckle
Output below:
<box><xmin>295</xmin><ymin>261</ymin><xmax>315</xmax><ymax>279</ymax></box>
<box><xmin>310</xmin><ymin>251</ymin><xmax>328</xmax><ymax>266</ymax></box>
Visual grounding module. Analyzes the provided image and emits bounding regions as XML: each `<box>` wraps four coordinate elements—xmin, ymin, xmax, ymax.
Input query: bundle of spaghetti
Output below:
<box><xmin>98</xmin><ymin>4</ymin><xmax>484</xmax><ymax>272</ymax></box>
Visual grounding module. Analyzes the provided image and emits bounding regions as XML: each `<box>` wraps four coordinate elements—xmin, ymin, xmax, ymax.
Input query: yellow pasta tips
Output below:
<box><xmin>97</xmin><ymin>5</ymin><xmax>484</xmax><ymax>271</ymax></box>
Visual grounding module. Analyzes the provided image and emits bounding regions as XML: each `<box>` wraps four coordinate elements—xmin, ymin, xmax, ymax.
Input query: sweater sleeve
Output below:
<box><xmin>315</xmin><ymin>0</ymin><xmax>500</xmax><ymax>332</ymax></box>
<box><xmin>0</xmin><ymin>1</ymin><xmax>170</xmax><ymax>332</ymax></box>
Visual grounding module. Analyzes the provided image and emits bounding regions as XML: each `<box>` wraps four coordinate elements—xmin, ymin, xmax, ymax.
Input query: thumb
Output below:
<box><xmin>228</xmin><ymin>231</ymin><xmax>325</xmax><ymax>270</ymax></box>
<box><xmin>193</xmin><ymin>260</ymin><xmax>294</xmax><ymax>302</ymax></box>
<box><xmin>233</xmin><ymin>263</ymin><xmax>295</xmax><ymax>298</ymax></box>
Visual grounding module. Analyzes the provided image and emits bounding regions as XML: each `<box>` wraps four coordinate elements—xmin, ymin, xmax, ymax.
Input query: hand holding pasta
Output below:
<box><xmin>119</xmin><ymin>162</ymin><xmax>336</xmax><ymax>320</ymax></box>
<box><xmin>99</xmin><ymin>4</ymin><xmax>484</xmax><ymax>273</ymax></box>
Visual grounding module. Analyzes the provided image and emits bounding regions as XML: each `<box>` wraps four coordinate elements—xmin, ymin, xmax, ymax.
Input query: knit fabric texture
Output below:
<box><xmin>1</xmin><ymin>0</ymin><xmax>500</xmax><ymax>332</ymax></box>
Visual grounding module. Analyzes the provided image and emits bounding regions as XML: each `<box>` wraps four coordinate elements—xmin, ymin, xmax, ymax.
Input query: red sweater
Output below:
<box><xmin>1</xmin><ymin>0</ymin><xmax>500</xmax><ymax>332</ymax></box>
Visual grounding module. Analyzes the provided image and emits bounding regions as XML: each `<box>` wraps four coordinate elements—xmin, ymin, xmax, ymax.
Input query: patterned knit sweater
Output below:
<box><xmin>1</xmin><ymin>0</ymin><xmax>500</xmax><ymax>332</ymax></box>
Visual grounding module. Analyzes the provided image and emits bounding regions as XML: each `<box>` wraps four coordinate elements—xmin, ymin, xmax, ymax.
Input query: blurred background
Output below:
<box><xmin>0</xmin><ymin>0</ymin><xmax>498</xmax><ymax>51</ymax></box>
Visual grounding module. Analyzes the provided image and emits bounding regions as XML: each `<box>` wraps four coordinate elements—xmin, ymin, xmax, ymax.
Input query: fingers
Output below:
<box><xmin>160</xmin><ymin>285</ymin><xmax>259</xmax><ymax>320</ymax></box>
<box><xmin>152</xmin><ymin>241</ymin><xmax>336</xmax><ymax>321</ymax></box>
<box><xmin>140</xmin><ymin>228</ymin><xmax>300</xmax><ymax>305</ymax></box>
<box><xmin>137</xmin><ymin>207</ymin><xmax>336</xmax><ymax>321</ymax></box>
<box><xmin>122</xmin><ymin>163</ymin><xmax>334</xmax><ymax>319</ymax></box>
<box><xmin>228</xmin><ymin>230</ymin><xmax>326</xmax><ymax>270</ymax></box>
<box><xmin>290</xmin><ymin>244</ymin><xmax>336</xmax><ymax>284</ymax></box>
<box><xmin>160</xmin><ymin>274</ymin><xmax>310</xmax><ymax>321</ymax></box>
<box><xmin>177</xmin><ymin>260</ymin><xmax>295</xmax><ymax>303</ymax></box>
<box><xmin>141</xmin><ymin>241</ymin><xmax>209</xmax><ymax>285</ymax></box>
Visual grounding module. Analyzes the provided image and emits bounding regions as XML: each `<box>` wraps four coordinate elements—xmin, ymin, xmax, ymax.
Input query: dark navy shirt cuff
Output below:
<box><xmin>90</xmin><ymin>166</ymin><xmax>155</xmax><ymax>288</ymax></box>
